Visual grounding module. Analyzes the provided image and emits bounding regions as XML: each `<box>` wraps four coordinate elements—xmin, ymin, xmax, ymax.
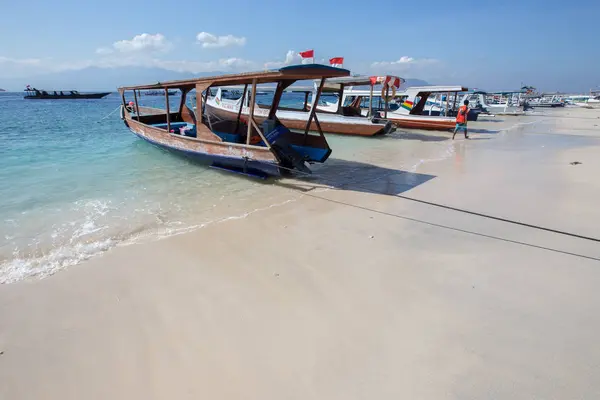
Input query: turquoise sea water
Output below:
<box><xmin>0</xmin><ymin>92</ymin><xmax>305</xmax><ymax>283</ymax></box>
<box><xmin>0</xmin><ymin>91</ymin><xmax>380</xmax><ymax>283</ymax></box>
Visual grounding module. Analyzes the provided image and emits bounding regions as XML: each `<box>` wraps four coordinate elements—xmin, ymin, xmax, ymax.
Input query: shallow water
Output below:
<box><xmin>2</xmin><ymin>92</ymin><xmax>593</xmax><ymax>284</ymax></box>
<box><xmin>0</xmin><ymin>92</ymin><xmax>304</xmax><ymax>283</ymax></box>
<box><xmin>0</xmin><ymin>91</ymin><xmax>399</xmax><ymax>283</ymax></box>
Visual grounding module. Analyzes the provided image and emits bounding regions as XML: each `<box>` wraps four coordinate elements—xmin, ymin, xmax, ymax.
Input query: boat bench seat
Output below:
<box><xmin>152</xmin><ymin>122</ymin><xmax>190</xmax><ymax>132</ymax></box>
<box><xmin>214</xmin><ymin>131</ymin><xmax>243</xmax><ymax>143</ymax></box>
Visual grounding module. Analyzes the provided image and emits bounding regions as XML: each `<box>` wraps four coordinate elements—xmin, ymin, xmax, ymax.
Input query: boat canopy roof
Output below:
<box><xmin>406</xmin><ymin>85</ymin><xmax>468</xmax><ymax>93</ymax></box>
<box><xmin>322</xmin><ymin>76</ymin><xmax>375</xmax><ymax>91</ymax></box>
<box><xmin>118</xmin><ymin>64</ymin><xmax>350</xmax><ymax>92</ymax></box>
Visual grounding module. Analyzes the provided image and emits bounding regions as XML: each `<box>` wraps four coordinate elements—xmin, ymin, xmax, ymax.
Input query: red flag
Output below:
<box><xmin>329</xmin><ymin>57</ymin><xmax>344</xmax><ymax>67</ymax></box>
<box><xmin>299</xmin><ymin>49</ymin><xmax>314</xmax><ymax>59</ymax></box>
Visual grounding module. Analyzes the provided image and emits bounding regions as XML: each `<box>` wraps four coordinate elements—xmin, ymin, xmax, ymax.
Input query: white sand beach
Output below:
<box><xmin>2</xmin><ymin>108</ymin><xmax>600</xmax><ymax>399</ymax></box>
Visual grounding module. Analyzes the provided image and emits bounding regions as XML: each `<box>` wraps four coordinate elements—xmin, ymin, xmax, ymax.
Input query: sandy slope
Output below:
<box><xmin>1</xmin><ymin>108</ymin><xmax>600</xmax><ymax>399</ymax></box>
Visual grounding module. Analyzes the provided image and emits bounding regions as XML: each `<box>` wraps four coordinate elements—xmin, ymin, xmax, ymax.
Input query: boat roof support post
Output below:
<box><xmin>336</xmin><ymin>86</ymin><xmax>344</xmax><ymax>114</ymax></box>
<box><xmin>236</xmin><ymin>84</ymin><xmax>248</xmax><ymax>133</ymax></box>
<box><xmin>203</xmin><ymin>88</ymin><xmax>209</xmax><ymax>122</ymax></box>
<box><xmin>369</xmin><ymin>84</ymin><xmax>374</xmax><ymax>118</ymax></box>
<box><xmin>452</xmin><ymin>91</ymin><xmax>457</xmax><ymax>113</ymax></box>
<box><xmin>165</xmin><ymin>88</ymin><xmax>171</xmax><ymax>133</ymax></box>
<box><xmin>384</xmin><ymin>86</ymin><xmax>389</xmax><ymax>119</ymax></box>
<box><xmin>133</xmin><ymin>89</ymin><xmax>140</xmax><ymax>121</ymax></box>
<box><xmin>178</xmin><ymin>87</ymin><xmax>189</xmax><ymax>119</ymax></box>
<box><xmin>304</xmin><ymin>78</ymin><xmax>325</xmax><ymax>139</ymax></box>
<box><xmin>246</xmin><ymin>79</ymin><xmax>258</xmax><ymax>145</ymax></box>
<box><xmin>303</xmin><ymin>92</ymin><xmax>309</xmax><ymax>112</ymax></box>
<box><xmin>446</xmin><ymin>92</ymin><xmax>450</xmax><ymax>117</ymax></box>
<box><xmin>195</xmin><ymin>85</ymin><xmax>203</xmax><ymax>124</ymax></box>
<box><xmin>268</xmin><ymin>80</ymin><xmax>294</xmax><ymax>120</ymax></box>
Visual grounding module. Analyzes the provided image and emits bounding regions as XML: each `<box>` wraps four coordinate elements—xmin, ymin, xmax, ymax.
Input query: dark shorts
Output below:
<box><xmin>455</xmin><ymin>123</ymin><xmax>467</xmax><ymax>131</ymax></box>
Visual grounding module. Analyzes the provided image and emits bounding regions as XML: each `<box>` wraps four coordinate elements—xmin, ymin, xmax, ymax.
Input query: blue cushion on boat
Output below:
<box><xmin>265</xmin><ymin>124</ymin><xmax>290</xmax><ymax>143</ymax></box>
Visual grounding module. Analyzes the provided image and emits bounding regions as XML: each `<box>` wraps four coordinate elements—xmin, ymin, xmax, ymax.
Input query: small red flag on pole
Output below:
<box><xmin>299</xmin><ymin>49</ymin><xmax>314</xmax><ymax>64</ymax></box>
<box><xmin>329</xmin><ymin>57</ymin><xmax>344</xmax><ymax>68</ymax></box>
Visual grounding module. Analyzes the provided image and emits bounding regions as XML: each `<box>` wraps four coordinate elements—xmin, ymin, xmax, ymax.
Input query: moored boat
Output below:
<box><xmin>118</xmin><ymin>64</ymin><xmax>350</xmax><ymax>177</ymax></box>
<box><xmin>383</xmin><ymin>86</ymin><xmax>468</xmax><ymax>130</ymax></box>
<box><xmin>24</xmin><ymin>87</ymin><xmax>111</xmax><ymax>99</ymax></box>
<box><xmin>206</xmin><ymin>76</ymin><xmax>396</xmax><ymax>137</ymax></box>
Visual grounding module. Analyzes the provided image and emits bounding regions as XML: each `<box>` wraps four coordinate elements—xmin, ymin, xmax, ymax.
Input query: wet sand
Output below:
<box><xmin>2</xmin><ymin>108</ymin><xmax>600</xmax><ymax>399</ymax></box>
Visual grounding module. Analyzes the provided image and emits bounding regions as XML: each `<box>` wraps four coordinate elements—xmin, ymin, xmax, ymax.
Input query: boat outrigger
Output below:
<box><xmin>118</xmin><ymin>64</ymin><xmax>350</xmax><ymax>177</ymax></box>
<box><xmin>206</xmin><ymin>75</ymin><xmax>396</xmax><ymax>137</ymax></box>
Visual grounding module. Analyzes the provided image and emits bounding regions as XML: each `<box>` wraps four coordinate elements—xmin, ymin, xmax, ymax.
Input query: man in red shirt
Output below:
<box><xmin>452</xmin><ymin>99</ymin><xmax>470</xmax><ymax>140</ymax></box>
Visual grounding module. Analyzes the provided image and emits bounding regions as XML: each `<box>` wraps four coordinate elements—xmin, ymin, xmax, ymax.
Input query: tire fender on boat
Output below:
<box><xmin>119</xmin><ymin>105</ymin><xmax>125</xmax><ymax>120</ymax></box>
<box><xmin>381</xmin><ymin>85</ymin><xmax>396</xmax><ymax>101</ymax></box>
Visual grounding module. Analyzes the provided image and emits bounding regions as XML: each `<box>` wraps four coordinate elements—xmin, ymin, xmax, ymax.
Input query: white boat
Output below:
<box><xmin>205</xmin><ymin>76</ymin><xmax>395</xmax><ymax>137</ymax></box>
<box><xmin>318</xmin><ymin>85</ymin><xmax>471</xmax><ymax>130</ymax></box>
<box><xmin>588</xmin><ymin>95</ymin><xmax>600</xmax><ymax>108</ymax></box>
<box><xmin>461</xmin><ymin>91</ymin><xmax>524</xmax><ymax>115</ymax></box>
<box><xmin>383</xmin><ymin>85</ymin><xmax>469</xmax><ymax>130</ymax></box>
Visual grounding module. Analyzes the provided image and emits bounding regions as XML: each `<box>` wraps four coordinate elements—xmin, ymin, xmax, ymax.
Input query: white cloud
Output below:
<box><xmin>196</xmin><ymin>32</ymin><xmax>246</xmax><ymax>49</ymax></box>
<box><xmin>371</xmin><ymin>56</ymin><xmax>438</xmax><ymax>68</ymax></box>
<box><xmin>0</xmin><ymin>56</ymin><xmax>41</xmax><ymax>65</ymax></box>
<box><xmin>95</xmin><ymin>47</ymin><xmax>113</xmax><ymax>55</ymax></box>
<box><xmin>264</xmin><ymin>50</ymin><xmax>301</xmax><ymax>69</ymax></box>
<box><xmin>96</xmin><ymin>33</ymin><xmax>172</xmax><ymax>55</ymax></box>
<box><xmin>147</xmin><ymin>57</ymin><xmax>255</xmax><ymax>73</ymax></box>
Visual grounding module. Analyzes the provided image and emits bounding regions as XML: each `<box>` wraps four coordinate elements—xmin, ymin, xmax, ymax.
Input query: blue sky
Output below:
<box><xmin>0</xmin><ymin>0</ymin><xmax>598</xmax><ymax>91</ymax></box>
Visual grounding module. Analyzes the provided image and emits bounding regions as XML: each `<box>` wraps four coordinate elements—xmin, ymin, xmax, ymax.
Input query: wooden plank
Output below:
<box><xmin>246</xmin><ymin>79</ymin><xmax>257</xmax><ymax>145</ymax></box>
<box><xmin>250</xmin><ymin>118</ymin><xmax>271</xmax><ymax>149</ymax></box>
<box><xmin>165</xmin><ymin>88</ymin><xmax>171</xmax><ymax>133</ymax></box>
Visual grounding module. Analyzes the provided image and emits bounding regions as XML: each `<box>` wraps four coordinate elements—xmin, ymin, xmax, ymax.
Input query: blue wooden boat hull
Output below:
<box><xmin>128</xmin><ymin>127</ymin><xmax>282</xmax><ymax>176</ymax></box>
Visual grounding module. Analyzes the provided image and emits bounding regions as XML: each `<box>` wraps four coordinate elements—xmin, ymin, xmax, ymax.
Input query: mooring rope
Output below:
<box><xmin>95</xmin><ymin>106</ymin><xmax>121</xmax><ymax>123</ymax></box>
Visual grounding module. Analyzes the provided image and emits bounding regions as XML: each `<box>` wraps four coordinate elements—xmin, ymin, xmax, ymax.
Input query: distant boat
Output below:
<box><xmin>144</xmin><ymin>90</ymin><xmax>177</xmax><ymax>96</ymax></box>
<box><xmin>23</xmin><ymin>87</ymin><xmax>111</xmax><ymax>99</ymax></box>
<box><xmin>0</xmin><ymin>88</ymin><xmax>6</xmax><ymax>92</ymax></box>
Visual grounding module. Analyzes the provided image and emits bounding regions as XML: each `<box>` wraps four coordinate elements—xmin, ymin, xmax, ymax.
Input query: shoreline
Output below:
<box><xmin>2</xmin><ymin>108</ymin><xmax>600</xmax><ymax>399</ymax></box>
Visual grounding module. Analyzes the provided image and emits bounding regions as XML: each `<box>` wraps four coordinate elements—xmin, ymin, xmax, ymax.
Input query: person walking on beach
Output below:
<box><xmin>453</xmin><ymin>99</ymin><xmax>470</xmax><ymax>140</ymax></box>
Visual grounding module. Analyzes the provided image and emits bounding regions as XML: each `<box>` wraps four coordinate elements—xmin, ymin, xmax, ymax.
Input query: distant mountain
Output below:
<box><xmin>0</xmin><ymin>67</ymin><xmax>226</xmax><ymax>92</ymax></box>
<box><xmin>402</xmin><ymin>78</ymin><xmax>430</xmax><ymax>87</ymax></box>
<box><xmin>0</xmin><ymin>67</ymin><xmax>431</xmax><ymax>92</ymax></box>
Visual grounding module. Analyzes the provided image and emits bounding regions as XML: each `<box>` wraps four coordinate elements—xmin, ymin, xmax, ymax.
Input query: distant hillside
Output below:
<box><xmin>0</xmin><ymin>67</ymin><xmax>430</xmax><ymax>92</ymax></box>
<box><xmin>0</xmin><ymin>67</ymin><xmax>226</xmax><ymax>92</ymax></box>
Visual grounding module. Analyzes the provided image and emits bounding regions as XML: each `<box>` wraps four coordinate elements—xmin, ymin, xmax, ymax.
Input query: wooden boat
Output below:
<box><xmin>145</xmin><ymin>90</ymin><xmax>177</xmax><ymax>96</ymax></box>
<box><xmin>24</xmin><ymin>88</ymin><xmax>111</xmax><ymax>99</ymax></box>
<box><xmin>205</xmin><ymin>76</ymin><xmax>394</xmax><ymax>137</ymax></box>
<box><xmin>118</xmin><ymin>64</ymin><xmax>350</xmax><ymax>177</ymax></box>
<box><xmin>382</xmin><ymin>86</ymin><xmax>468</xmax><ymax>130</ymax></box>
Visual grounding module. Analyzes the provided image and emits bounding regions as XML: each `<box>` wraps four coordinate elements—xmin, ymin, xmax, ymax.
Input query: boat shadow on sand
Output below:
<box><xmin>275</xmin><ymin>158</ymin><xmax>436</xmax><ymax>196</ymax></box>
